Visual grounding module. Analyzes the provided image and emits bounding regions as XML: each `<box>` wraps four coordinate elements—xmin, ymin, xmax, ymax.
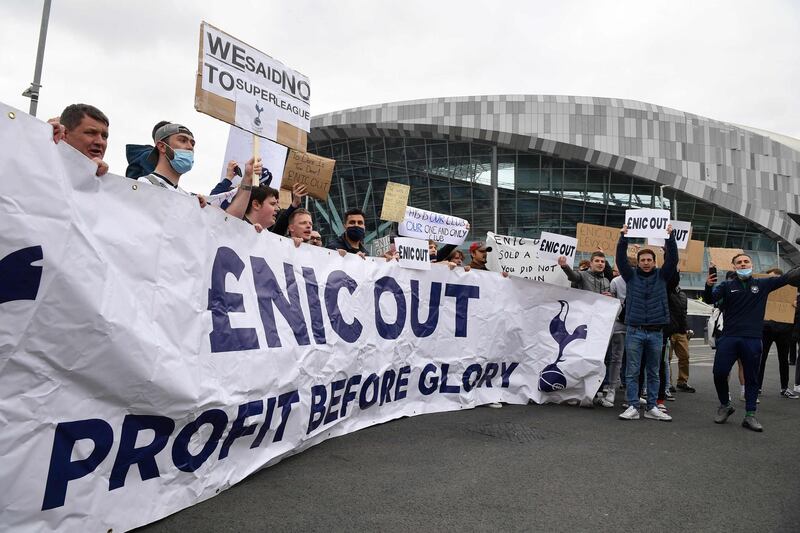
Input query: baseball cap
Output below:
<box><xmin>469</xmin><ymin>241</ymin><xmax>492</xmax><ymax>253</ymax></box>
<box><xmin>146</xmin><ymin>122</ymin><xmax>194</xmax><ymax>164</ymax></box>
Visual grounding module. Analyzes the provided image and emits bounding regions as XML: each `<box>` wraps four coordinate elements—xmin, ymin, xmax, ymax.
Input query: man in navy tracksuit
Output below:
<box><xmin>616</xmin><ymin>224</ymin><xmax>678</xmax><ymax>422</ymax></box>
<box><xmin>705</xmin><ymin>253</ymin><xmax>800</xmax><ymax>431</ymax></box>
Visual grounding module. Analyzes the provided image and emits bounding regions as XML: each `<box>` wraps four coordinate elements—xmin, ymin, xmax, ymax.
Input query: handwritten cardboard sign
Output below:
<box><xmin>678</xmin><ymin>239</ymin><xmax>704</xmax><ymax>273</ymax></box>
<box><xmin>624</xmin><ymin>208</ymin><xmax>671</xmax><ymax>239</ymax></box>
<box><xmin>394</xmin><ymin>237</ymin><xmax>431</xmax><ymax>270</ymax></box>
<box><xmin>537</xmin><ymin>231</ymin><xmax>578</xmax><ymax>266</ymax></box>
<box><xmin>278</xmin><ymin>188</ymin><xmax>292</xmax><ymax>210</ymax></box>
<box><xmin>485</xmin><ymin>232</ymin><xmax>570</xmax><ymax>287</ymax></box>
<box><xmin>708</xmin><ymin>247</ymin><xmax>744</xmax><ymax>269</ymax></box>
<box><xmin>398</xmin><ymin>207</ymin><xmax>469</xmax><ymax>245</ymax></box>
<box><xmin>648</xmin><ymin>220</ymin><xmax>692</xmax><ymax>250</ymax></box>
<box><xmin>380</xmin><ymin>182</ymin><xmax>411</xmax><ymax>223</ymax></box>
<box><xmin>281</xmin><ymin>149</ymin><xmax>335</xmax><ymax>200</ymax></box>
<box><xmin>753</xmin><ymin>275</ymin><xmax>797</xmax><ymax>323</ymax></box>
<box><xmin>576</xmin><ymin>223</ymin><xmax>620</xmax><ymax>253</ymax></box>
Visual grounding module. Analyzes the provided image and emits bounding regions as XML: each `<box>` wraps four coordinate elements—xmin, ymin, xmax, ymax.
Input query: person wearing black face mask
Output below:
<box><xmin>326</xmin><ymin>208</ymin><xmax>369</xmax><ymax>256</ymax></box>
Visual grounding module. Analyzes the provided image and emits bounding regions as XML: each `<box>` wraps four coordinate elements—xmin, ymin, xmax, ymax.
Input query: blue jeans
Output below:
<box><xmin>625</xmin><ymin>326</ymin><xmax>663</xmax><ymax>410</ymax></box>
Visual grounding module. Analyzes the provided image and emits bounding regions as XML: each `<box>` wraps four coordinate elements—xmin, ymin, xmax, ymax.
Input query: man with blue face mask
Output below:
<box><xmin>326</xmin><ymin>208</ymin><xmax>368</xmax><ymax>256</ymax></box>
<box><xmin>138</xmin><ymin>122</ymin><xmax>204</xmax><ymax>203</ymax></box>
<box><xmin>705</xmin><ymin>253</ymin><xmax>800</xmax><ymax>431</ymax></box>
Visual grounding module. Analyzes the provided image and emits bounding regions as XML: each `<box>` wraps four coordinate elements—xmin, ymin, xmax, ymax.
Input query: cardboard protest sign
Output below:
<box><xmin>380</xmin><ymin>182</ymin><xmax>411</xmax><ymax>222</ymax></box>
<box><xmin>394</xmin><ymin>237</ymin><xmax>431</xmax><ymax>270</ymax></box>
<box><xmin>576</xmin><ymin>223</ymin><xmax>620</xmax><ymax>253</ymax></box>
<box><xmin>537</xmin><ymin>231</ymin><xmax>578</xmax><ymax>266</ymax></box>
<box><xmin>195</xmin><ymin>22</ymin><xmax>308</xmax><ymax>151</ymax></box>
<box><xmin>398</xmin><ymin>207</ymin><xmax>468</xmax><ymax>245</ymax></box>
<box><xmin>626</xmin><ymin>244</ymin><xmax>664</xmax><ymax>266</ymax></box>
<box><xmin>678</xmin><ymin>240</ymin><xmax>704</xmax><ymax>273</ymax></box>
<box><xmin>280</xmin><ymin>149</ymin><xmax>335</xmax><ymax>200</ymax></box>
<box><xmin>221</xmin><ymin>125</ymin><xmax>288</xmax><ymax>190</ymax></box>
<box><xmin>709</xmin><ymin>247</ymin><xmax>744</xmax><ymax>269</ymax></box>
<box><xmin>764</xmin><ymin>284</ymin><xmax>798</xmax><ymax>323</ymax></box>
<box><xmin>624</xmin><ymin>208</ymin><xmax>671</xmax><ymax>239</ymax></box>
<box><xmin>370</xmin><ymin>235</ymin><xmax>392</xmax><ymax>257</ymax></box>
<box><xmin>486</xmin><ymin>232</ymin><xmax>570</xmax><ymax>287</ymax></box>
<box><xmin>648</xmin><ymin>220</ymin><xmax>692</xmax><ymax>250</ymax></box>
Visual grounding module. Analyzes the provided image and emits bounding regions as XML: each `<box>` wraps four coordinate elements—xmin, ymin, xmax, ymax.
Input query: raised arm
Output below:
<box><xmin>616</xmin><ymin>227</ymin><xmax>634</xmax><ymax>281</ymax></box>
<box><xmin>660</xmin><ymin>224</ymin><xmax>679</xmax><ymax>281</ymax></box>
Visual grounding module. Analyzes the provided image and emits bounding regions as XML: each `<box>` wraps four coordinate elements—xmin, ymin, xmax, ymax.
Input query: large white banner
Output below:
<box><xmin>0</xmin><ymin>104</ymin><xmax>617</xmax><ymax>531</ymax></box>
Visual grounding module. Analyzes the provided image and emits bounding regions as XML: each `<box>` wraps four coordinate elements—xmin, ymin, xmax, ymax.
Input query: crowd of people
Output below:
<box><xmin>49</xmin><ymin>102</ymin><xmax>800</xmax><ymax>432</ymax></box>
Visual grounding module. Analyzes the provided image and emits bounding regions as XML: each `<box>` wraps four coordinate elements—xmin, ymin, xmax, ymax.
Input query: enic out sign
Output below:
<box><xmin>624</xmin><ymin>208</ymin><xmax>671</xmax><ymax>239</ymax></box>
<box><xmin>536</xmin><ymin>231</ymin><xmax>578</xmax><ymax>266</ymax></box>
<box><xmin>394</xmin><ymin>237</ymin><xmax>431</xmax><ymax>270</ymax></box>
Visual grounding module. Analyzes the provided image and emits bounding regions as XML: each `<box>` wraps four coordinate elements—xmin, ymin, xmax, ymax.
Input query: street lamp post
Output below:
<box><xmin>22</xmin><ymin>0</ymin><xmax>53</xmax><ymax>117</ymax></box>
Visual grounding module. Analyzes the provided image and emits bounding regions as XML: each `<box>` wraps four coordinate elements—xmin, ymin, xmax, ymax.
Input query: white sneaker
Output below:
<box><xmin>644</xmin><ymin>406</ymin><xmax>673</xmax><ymax>421</ymax></box>
<box><xmin>599</xmin><ymin>389</ymin><xmax>615</xmax><ymax>408</ymax></box>
<box><xmin>487</xmin><ymin>402</ymin><xmax>502</xmax><ymax>409</ymax></box>
<box><xmin>794</xmin><ymin>384</ymin><xmax>800</xmax><ymax>394</ymax></box>
<box><xmin>619</xmin><ymin>406</ymin><xmax>640</xmax><ymax>420</ymax></box>
<box><xmin>638</xmin><ymin>397</ymin><xmax>647</xmax><ymax>406</ymax></box>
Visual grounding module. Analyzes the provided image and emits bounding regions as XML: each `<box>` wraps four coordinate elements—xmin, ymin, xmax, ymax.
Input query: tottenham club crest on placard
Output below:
<box><xmin>252</xmin><ymin>103</ymin><xmax>264</xmax><ymax>133</ymax></box>
<box><xmin>751</xmin><ymin>285</ymin><xmax>759</xmax><ymax>294</ymax></box>
<box><xmin>538</xmin><ymin>300</ymin><xmax>588</xmax><ymax>392</ymax></box>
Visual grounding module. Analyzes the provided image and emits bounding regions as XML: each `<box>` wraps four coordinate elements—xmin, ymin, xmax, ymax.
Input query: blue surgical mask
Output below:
<box><xmin>736</xmin><ymin>268</ymin><xmax>752</xmax><ymax>278</ymax></box>
<box><xmin>345</xmin><ymin>226</ymin><xmax>365</xmax><ymax>242</ymax></box>
<box><xmin>169</xmin><ymin>149</ymin><xmax>194</xmax><ymax>174</ymax></box>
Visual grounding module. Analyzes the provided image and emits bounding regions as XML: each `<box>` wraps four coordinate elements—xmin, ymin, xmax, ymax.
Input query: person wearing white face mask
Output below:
<box><xmin>138</xmin><ymin>122</ymin><xmax>207</xmax><ymax>207</ymax></box>
<box><xmin>705</xmin><ymin>253</ymin><xmax>800</xmax><ymax>432</ymax></box>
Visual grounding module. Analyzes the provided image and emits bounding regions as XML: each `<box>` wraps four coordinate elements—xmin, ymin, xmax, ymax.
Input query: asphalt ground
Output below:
<box><xmin>139</xmin><ymin>341</ymin><xmax>800</xmax><ymax>533</ymax></box>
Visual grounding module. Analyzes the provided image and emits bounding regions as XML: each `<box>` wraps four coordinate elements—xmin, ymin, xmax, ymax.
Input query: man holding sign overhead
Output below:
<box><xmin>616</xmin><ymin>223</ymin><xmax>677</xmax><ymax>422</ymax></box>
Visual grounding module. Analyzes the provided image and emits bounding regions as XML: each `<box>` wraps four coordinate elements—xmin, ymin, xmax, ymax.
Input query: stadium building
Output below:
<box><xmin>306</xmin><ymin>95</ymin><xmax>800</xmax><ymax>287</ymax></box>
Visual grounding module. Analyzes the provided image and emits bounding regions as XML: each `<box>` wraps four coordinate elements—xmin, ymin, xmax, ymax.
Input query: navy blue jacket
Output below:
<box><xmin>705</xmin><ymin>270</ymin><xmax>800</xmax><ymax>338</ymax></box>
<box><xmin>616</xmin><ymin>233</ymin><xmax>678</xmax><ymax>327</ymax></box>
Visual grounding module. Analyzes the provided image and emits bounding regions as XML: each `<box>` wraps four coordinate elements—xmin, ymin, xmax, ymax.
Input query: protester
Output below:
<box><xmin>446</xmin><ymin>249</ymin><xmax>465</xmax><ymax>266</ymax></box>
<box><xmin>602</xmin><ymin>265</ymin><xmax>628</xmax><ymax>408</ymax></box>
<box><xmin>243</xmin><ymin>185</ymin><xmax>280</xmax><ymax>231</ymax></box>
<box><xmin>558</xmin><ymin>252</ymin><xmax>611</xmax><ymax>294</ymax></box>
<box><xmin>616</xmin><ymin>224</ymin><xmax>677</xmax><ymax>422</ymax></box>
<box><xmin>327</xmin><ymin>208</ymin><xmax>368</xmax><ymax>256</ymax></box>
<box><xmin>287</xmin><ymin>208</ymin><xmax>313</xmax><ymax>243</ymax></box>
<box><xmin>468</xmin><ymin>241</ymin><xmax>491</xmax><ymax>270</ymax></box>
<box><xmin>308</xmin><ymin>230</ymin><xmax>323</xmax><ymax>247</ymax></box>
<box><xmin>665</xmin><ymin>270</ymin><xmax>694</xmax><ymax>395</ymax></box>
<box><xmin>705</xmin><ymin>254</ymin><xmax>800</xmax><ymax>431</ymax></box>
<box><xmin>49</xmin><ymin>103</ymin><xmax>109</xmax><ymax>177</ymax></box>
<box><xmin>136</xmin><ymin>122</ymin><xmax>208</xmax><ymax>208</ymax></box>
<box><xmin>757</xmin><ymin>268</ymin><xmax>798</xmax><ymax>399</ymax></box>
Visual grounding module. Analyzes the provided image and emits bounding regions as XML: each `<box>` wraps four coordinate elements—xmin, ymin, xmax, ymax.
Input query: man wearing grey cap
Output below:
<box><xmin>137</xmin><ymin>121</ymin><xmax>199</xmax><ymax>198</ymax></box>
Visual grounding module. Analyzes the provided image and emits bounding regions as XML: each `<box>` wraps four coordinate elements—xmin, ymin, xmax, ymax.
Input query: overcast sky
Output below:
<box><xmin>2</xmin><ymin>0</ymin><xmax>797</xmax><ymax>194</ymax></box>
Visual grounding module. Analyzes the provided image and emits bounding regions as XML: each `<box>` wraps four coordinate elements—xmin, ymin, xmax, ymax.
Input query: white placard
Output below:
<box><xmin>394</xmin><ymin>237</ymin><xmax>431</xmax><ymax>270</ymax></box>
<box><xmin>398</xmin><ymin>206</ymin><xmax>469</xmax><ymax>245</ymax></box>
<box><xmin>537</xmin><ymin>231</ymin><xmax>578</xmax><ymax>266</ymax></box>
<box><xmin>200</xmin><ymin>22</ymin><xmax>311</xmax><ymax>134</ymax></box>
<box><xmin>485</xmin><ymin>232</ymin><xmax>571</xmax><ymax>287</ymax></box>
<box><xmin>624</xmin><ymin>208</ymin><xmax>671</xmax><ymax>239</ymax></box>
<box><xmin>221</xmin><ymin>125</ymin><xmax>288</xmax><ymax>190</ymax></box>
<box><xmin>0</xmin><ymin>103</ymin><xmax>618</xmax><ymax>532</ymax></box>
<box><xmin>647</xmin><ymin>220</ymin><xmax>692</xmax><ymax>250</ymax></box>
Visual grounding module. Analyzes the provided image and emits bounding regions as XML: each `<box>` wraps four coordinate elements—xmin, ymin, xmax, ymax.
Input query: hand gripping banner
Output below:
<box><xmin>0</xmin><ymin>103</ymin><xmax>618</xmax><ymax>531</ymax></box>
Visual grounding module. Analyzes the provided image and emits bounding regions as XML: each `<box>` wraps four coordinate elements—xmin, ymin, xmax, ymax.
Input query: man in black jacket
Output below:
<box><xmin>666</xmin><ymin>275</ymin><xmax>694</xmax><ymax>394</ymax></box>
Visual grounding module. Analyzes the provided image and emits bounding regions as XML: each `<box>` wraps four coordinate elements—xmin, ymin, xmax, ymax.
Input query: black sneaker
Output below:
<box><xmin>665</xmin><ymin>389</ymin><xmax>676</xmax><ymax>401</ymax></box>
<box><xmin>668</xmin><ymin>385</ymin><xmax>676</xmax><ymax>393</ymax></box>
<box><xmin>677</xmin><ymin>383</ymin><xmax>696</xmax><ymax>393</ymax></box>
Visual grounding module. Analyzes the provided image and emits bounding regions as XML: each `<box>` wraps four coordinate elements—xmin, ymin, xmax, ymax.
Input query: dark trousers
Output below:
<box><xmin>714</xmin><ymin>336</ymin><xmax>761</xmax><ymax>412</ymax></box>
<box><xmin>759</xmin><ymin>328</ymin><xmax>791</xmax><ymax>390</ymax></box>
